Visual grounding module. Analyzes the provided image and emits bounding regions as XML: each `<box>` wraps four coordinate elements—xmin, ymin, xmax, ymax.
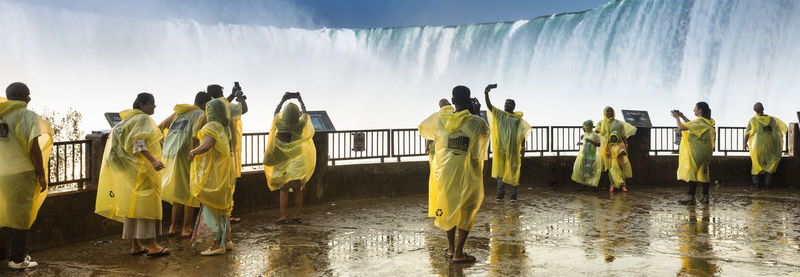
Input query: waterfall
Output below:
<box><xmin>1</xmin><ymin>0</ymin><xmax>798</xmax><ymax>131</ymax></box>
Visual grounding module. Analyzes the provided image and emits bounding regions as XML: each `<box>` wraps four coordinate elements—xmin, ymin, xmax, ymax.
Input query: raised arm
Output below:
<box><xmin>274</xmin><ymin>93</ymin><xmax>290</xmax><ymax>116</ymax></box>
<box><xmin>671</xmin><ymin>110</ymin><xmax>689</xmax><ymax>131</ymax></box>
<box><xmin>484</xmin><ymin>85</ymin><xmax>495</xmax><ymax>112</ymax></box>
<box><xmin>296</xmin><ymin>94</ymin><xmax>308</xmax><ymax>113</ymax></box>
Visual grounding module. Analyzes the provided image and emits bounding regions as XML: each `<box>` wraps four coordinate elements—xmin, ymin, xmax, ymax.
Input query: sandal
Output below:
<box><xmin>129</xmin><ymin>248</ymin><xmax>148</xmax><ymax>256</ymax></box>
<box><xmin>452</xmin><ymin>253</ymin><xmax>477</xmax><ymax>264</ymax></box>
<box><xmin>147</xmin><ymin>248</ymin><xmax>170</xmax><ymax>257</ymax></box>
<box><xmin>291</xmin><ymin>218</ymin><xmax>303</xmax><ymax>224</ymax></box>
<box><xmin>443</xmin><ymin>248</ymin><xmax>453</xmax><ymax>259</ymax></box>
<box><xmin>274</xmin><ymin>218</ymin><xmax>288</xmax><ymax>224</ymax></box>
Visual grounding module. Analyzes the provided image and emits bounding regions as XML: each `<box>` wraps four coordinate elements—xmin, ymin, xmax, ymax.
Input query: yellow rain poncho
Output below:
<box><xmin>419</xmin><ymin>109</ymin><xmax>489</xmax><ymax>232</ymax></box>
<box><xmin>746</xmin><ymin>115</ymin><xmax>787</xmax><ymax>175</ymax></box>
<box><xmin>161</xmin><ymin>104</ymin><xmax>204</xmax><ymax>207</ymax></box>
<box><xmin>263</xmin><ymin>103</ymin><xmax>316</xmax><ymax>191</ymax></box>
<box><xmin>677</xmin><ymin>117</ymin><xmax>716</xmax><ymax>183</ymax></box>
<box><xmin>190</xmin><ymin>99</ymin><xmax>235</xmax><ymax>215</ymax></box>
<box><xmin>428</xmin><ymin>105</ymin><xmax>454</xmax><ymax>218</ymax></box>
<box><xmin>0</xmin><ymin>98</ymin><xmax>53</xmax><ymax>230</ymax></box>
<box><xmin>230</xmin><ymin>103</ymin><xmax>243</xmax><ymax>178</ymax></box>
<box><xmin>488</xmin><ymin>107</ymin><xmax>531</xmax><ymax>186</ymax></box>
<box><xmin>95</xmin><ymin>109</ymin><xmax>163</xmax><ymax>222</ymax></box>
<box><xmin>605</xmin><ymin>132</ymin><xmax>632</xmax><ymax>187</ymax></box>
<box><xmin>595</xmin><ymin>107</ymin><xmax>637</xmax><ymax>171</ymax></box>
<box><xmin>572</xmin><ymin>121</ymin><xmax>604</xmax><ymax>187</ymax></box>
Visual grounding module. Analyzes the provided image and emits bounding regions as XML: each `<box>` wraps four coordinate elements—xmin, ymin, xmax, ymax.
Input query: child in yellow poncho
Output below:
<box><xmin>159</xmin><ymin>92</ymin><xmax>211</xmax><ymax>237</ymax></box>
<box><xmin>419</xmin><ymin>86</ymin><xmax>489</xmax><ymax>264</ymax></box>
<box><xmin>0</xmin><ymin>83</ymin><xmax>53</xmax><ymax>269</ymax></box>
<box><xmin>188</xmin><ymin>98</ymin><xmax>235</xmax><ymax>256</ymax></box>
<box><xmin>572</xmin><ymin>120</ymin><xmax>603</xmax><ymax>188</ymax></box>
<box><xmin>744</xmin><ymin>102</ymin><xmax>787</xmax><ymax>189</ymax></box>
<box><xmin>483</xmin><ymin>85</ymin><xmax>531</xmax><ymax>201</ymax></box>
<box><xmin>673</xmin><ymin>102</ymin><xmax>716</xmax><ymax>205</ymax></box>
<box><xmin>605</xmin><ymin>132</ymin><xmax>632</xmax><ymax>191</ymax></box>
<box><xmin>95</xmin><ymin>93</ymin><xmax>170</xmax><ymax>257</ymax></box>
<box><xmin>264</xmin><ymin>93</ymin><xmax>316</xmax><ymax>224</ymax></box>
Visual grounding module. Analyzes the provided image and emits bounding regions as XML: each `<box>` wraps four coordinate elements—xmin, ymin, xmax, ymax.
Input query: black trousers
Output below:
<box><xmin>6</xmin><ymin>228</ymin><xmax>28</xmax><ymax>263</ymax></box>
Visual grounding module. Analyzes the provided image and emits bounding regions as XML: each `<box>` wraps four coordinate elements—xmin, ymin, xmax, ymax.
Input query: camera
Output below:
<box><xmin>487</xmin><ymin>84</ymin><xmax>498</xmax><ymax>89</ymax></box>
<box><xmin>287</xmin><ymin>92</ymin><xmax>301</xmax><ymax>99</ymax></box>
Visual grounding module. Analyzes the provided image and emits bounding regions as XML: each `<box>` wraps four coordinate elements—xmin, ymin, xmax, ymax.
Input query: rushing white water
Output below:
<box><xmin>1</xmin><ymin>0</ymin><xmax>799</xmax><ymax>133</ymax></box>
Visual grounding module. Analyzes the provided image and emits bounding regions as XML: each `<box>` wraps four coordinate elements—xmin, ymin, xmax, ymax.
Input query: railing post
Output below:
<box><xmin>84</xmin><ymin>131</ymin><xmax>109</xmax><ymax>189</ymax></box>
<box><xmin>789</xmin><ymin>123</ymin><xmax>799</xmax><ymax>157</ymax></box>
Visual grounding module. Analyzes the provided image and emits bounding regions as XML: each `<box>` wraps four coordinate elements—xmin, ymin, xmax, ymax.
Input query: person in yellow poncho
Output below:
<box><xmin>1</xmin><ymin>83</ymin><xmax>52</xmax><ymax>270</ymax></box>
<box><xmin>158</xmin><ymin>92</ymin><xmax>211</xmax><ymax>238</ymax></box>
<box><xmin>207</xmin><ymin>84</ymin><xmax>248</xmax><ymax>223</ymax></box>
<box><xmin>427</xmin><ymin>99</ymin><xmax>454</xmax><ymax>218</ymax></box>
<box><xmin>595</xmin><ymin>107</ymin><xmax>637</xmax><ymax>192</ymax></box>
<box><xmin>95</xmin><ymin>93</ymin><xmax>170</xmax><ymax>257</ymax></box>
<box><xmin>188</xmin><ymin>98</ymin><xmax>235</xmax><ymax>256</ymax></box>
<box><xmin>672</xmin><ymin>102</ymin><xmax>716</xmax><ymax>205</ymax></box>
<box><xmin>484</xmin><ymin>85</ymin><xmax>531</xmax><ymax>201</ymax></box>
<box><xmin>263</xmin><ymin>92</ymin><xmax>315</xmax><ymax>224</ymax></box>
<box><xmin>572</xmin><ymin>120</ymin><xmax>603</xmax><ymax>189</ymax></box>
<box><xmin>419</xmin><ymin>86</ymin><xmax>489</xmax><ymax>264</ymax></box>
<box><xmin>605</xmin><ymin>131</ymin><xmax>632</xmax><ymax>191</ymax></box>
<box><xmin>743</xmin><ymin>102</ymin><xmax>787</xmax><ymax>190</ymax></box>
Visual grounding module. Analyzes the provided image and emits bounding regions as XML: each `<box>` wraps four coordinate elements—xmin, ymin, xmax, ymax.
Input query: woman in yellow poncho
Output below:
<box><xmin>263</xmin><ymin>93</ymin><xmax>316</xmax><ymax>224</ymax></box>
<box><xmin>206</xmin><ymin>84</ymin><xmax>248</xmax><ymax>224</ymax></box>
<box><xmin>159</xmin><ymin>92</ymin><xmax>211</xmax><ymax>237</ymax></box>
<box><xmin>95</xmin><ymin>93</ymin><xmax>170</xmax><ymax>257</ymax></box>
<box><xmin>572</xmin><ymin>120</ymin><xmax>603</xmax><ymax>188</ymax></box>
<box><xmin>672</xmin><ymin>102</ymin><xmax>716</xmax><ymax>205</ymax></box>
<box><xmin>419</xmin><ymin>86</ymin><xmax>489</xmax><ymax>264</ymax></box>
<box><xmin>427</xmin><ymin>99</ymin><xmax>454</xmax><ymax>218</ymax></box>
<box><xmin>595</xmin><ymin>107</ymin><xmax>636</xmax><ymax>191</ymax></box>
<box><xmin>1</xmin><ymin>83</ymin><xmax>53</xmax><ymax>269</ymax></box>
<box><xmin>188</xmin><ymin>98</ymin><xmax>235</xmax><ymax>256</ymax></box>
<box><xmin>743</xmin><ymin>102</ymin><xmax>787</xmax><ymax>189</ymax></box>
<box><xmin>484</xmin><ymin>85</ymin><xmax>531</xmax><ymax>201</ymax></box>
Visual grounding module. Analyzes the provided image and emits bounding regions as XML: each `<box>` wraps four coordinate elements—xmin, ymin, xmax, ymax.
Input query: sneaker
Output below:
<box><xmin>510</xmin><ymin>195</ymin><xmax>517</xmax><ymax>202</ymax></box>
<box><xmin>8</xmin><ymin>259</ymin><xmax>38</xmax><ymax>271</ymax></box>
<box><xmin>678</xmin><ymin>194</ymin><xmax>695</xmax><ymax>205</ymax></box>
<box><xmin>699</xmin><ymin>194</ymin><xmax>709</xmax><ymax>204</ymax></box>
<box><xmin>495</xmin><ymin>194</ymin><xmax>504</xmax><ymax>201</ymax></box>
<box><xmin>226</xmin><ymin>241</ymin><xmax>234</xmax><ymax>251</ymax></box>
<box><xmin>201</xmin><ymin>247</ymin><xmax>226</xmax><ymax>256</ymax></box>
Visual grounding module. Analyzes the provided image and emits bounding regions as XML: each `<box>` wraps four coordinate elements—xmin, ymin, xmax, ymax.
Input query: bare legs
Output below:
<box><xmin>446</xmin><ymin>227</ymin><xmax>471</xmax><ymax>261</ymax></box>
<box><xmin>279</xmin><ymin>188</ymin><xmax>304</xmax><ymax>222</ymax></box>
<box><xmin>168</xmin><ymin>204</ymin><xmax>196</xmax><ymax>237</ymax></box>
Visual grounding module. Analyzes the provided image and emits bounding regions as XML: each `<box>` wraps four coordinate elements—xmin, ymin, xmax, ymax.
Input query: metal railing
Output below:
<box><xmin>241</xmin><ymin>132</ymin><xmax>269</xmax><ymax>166</ymax></box>
<box><xmin>550</xmin><ymin>126</ymin><xmax>582</xmax><ymax>154</ymax></box>
<box><xmin>48</xmin><ymin>140</ymin><xmax>91</xmax><ymax>188</ymax></box>
<box><xmin>717</xmin><ymin>126</ymin><xmax>790</xmax><ymax>155</ymax></box>
<box><xmin>391</xmin><ymin>128</ymin><xmax>428</xmax><ymax>159</ymax></box>
<box><xmin>650</xmin><ymin>126</ymin><xmax>680</xmax><ymax>155</ymax></box>
<box><xmin>525</xmin><ymin>126</ymin><xmax>550</xmax><ymax>155</ymax></box>
<box><xmin>328</xmin><ymin>129</ymin><xmax>391</xmax><ymax>164</ymax></box>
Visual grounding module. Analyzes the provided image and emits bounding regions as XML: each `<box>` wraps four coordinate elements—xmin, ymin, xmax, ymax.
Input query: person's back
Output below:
<box><xmin>161</xmin><ymin>105</ymin><xmax>205</xmax><ymax>206</ymax></box>
<box><xmin>746</xmin><ymin>113</ymin><xmax>787</xmax><ymax>174</ymax></box>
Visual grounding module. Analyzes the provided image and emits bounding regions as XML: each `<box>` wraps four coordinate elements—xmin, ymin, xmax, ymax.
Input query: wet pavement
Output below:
<box><xmin>8</xmin><ymin>185</ymin><xmax>800</xmax><ymax>276</ymax></box>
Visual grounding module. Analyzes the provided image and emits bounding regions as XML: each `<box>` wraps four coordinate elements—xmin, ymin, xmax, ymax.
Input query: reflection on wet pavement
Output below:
<box><xmin>17</xmin><ymin>186</ymin><xmax>800</xmax><ymax>276</ymax></box>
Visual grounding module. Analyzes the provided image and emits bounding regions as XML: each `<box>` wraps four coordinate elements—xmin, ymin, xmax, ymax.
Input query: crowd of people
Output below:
<box><xmin>0</xmin><ymin>81</ymin><xmax>791</xmax><ymax>269</ymax></box>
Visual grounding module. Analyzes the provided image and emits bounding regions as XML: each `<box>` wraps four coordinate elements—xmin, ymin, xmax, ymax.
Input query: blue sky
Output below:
<box><xmin>17</xmin><ymin>0</ymin><xmax>611</xmax><ymax>29</ymax></box>
<box><xmin>296</xmin><ymin>0</ymin><xmax>612</xmax><ymax>28</ymax></box>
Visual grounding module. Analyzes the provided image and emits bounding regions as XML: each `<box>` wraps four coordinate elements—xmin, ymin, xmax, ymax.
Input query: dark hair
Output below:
<box><xmin>133</xmin><ymin>93</ymin><xmax>154</xmax><ymax>109</ymax></box>
<box><xmin>5</xmin><ymin>82</ymin><xmax>29</xmax><ymax>98</ymax></box>
<box><xmin>194</xmin><ymin>91</ymin><xmax>212</xmax><ymax>108</ymax></box>
<box><xmin>696</xmin><ymin>101</ymin><xmax>711</xmax><ymax>119</ymax></box>
<box><xmin>207</xmin><ymin>84</ymin><xmax>224</xmax><ymax>98</ymax></box>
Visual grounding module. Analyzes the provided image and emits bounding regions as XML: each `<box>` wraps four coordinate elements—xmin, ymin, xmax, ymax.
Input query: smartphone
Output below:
<box><xmin>487</xmin><ymin>84</ymin><xmax>498</xmax><ymax>89</ymax></box>
<box><xmin>287</xmin><ymin>92</ymin><xmax>301</xmax><ymax>98</ymax></box>
<box><xmin>233</xmin><ymin>82</ymin><xmax>241</xmax><ymax>91</ymax></box>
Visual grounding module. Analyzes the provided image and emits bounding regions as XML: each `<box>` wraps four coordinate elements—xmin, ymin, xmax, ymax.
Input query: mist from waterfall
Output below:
<box><xmin>1</xmin><ymin>0</ymin><xmax>799</xmax><ymax>132</ymax></box>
